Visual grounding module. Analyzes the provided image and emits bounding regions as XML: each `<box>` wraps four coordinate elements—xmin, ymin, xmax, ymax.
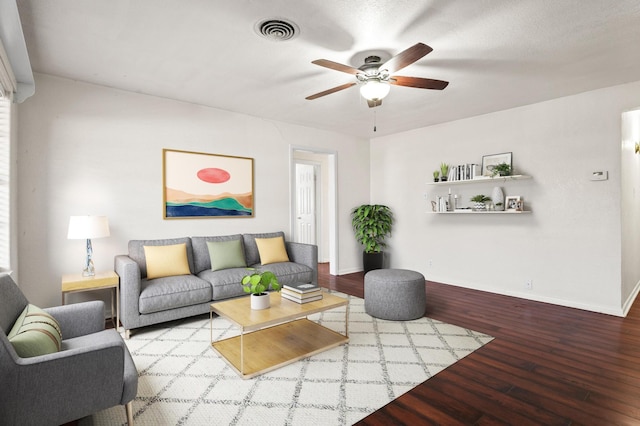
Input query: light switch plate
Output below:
<box><xmin>591</xmin><ymin>171</ymin><xmax>608</xmax><ymax>181</ymax></box>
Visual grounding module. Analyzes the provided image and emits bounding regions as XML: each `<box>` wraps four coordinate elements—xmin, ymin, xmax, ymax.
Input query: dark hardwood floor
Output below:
<box><xmin>319</xmin><ymin>263</ymin><xmax>640</xmax><ymax>425</ymax></box>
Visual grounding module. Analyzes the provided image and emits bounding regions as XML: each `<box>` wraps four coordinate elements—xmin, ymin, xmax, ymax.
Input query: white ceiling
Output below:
<box><xmin>15</xmin><ymin>0</ymin><xmax>640</xmax><ymax>139</ymax></box>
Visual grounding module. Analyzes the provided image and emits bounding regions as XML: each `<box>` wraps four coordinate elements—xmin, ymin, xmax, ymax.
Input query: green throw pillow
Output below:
<box><xmin>207</xmin><ymin>239</ymin><xmax>247</xmax><ymax>271</ymax></box>
<box><xmin>8</xmin><ymin>304</ymin><xmax>62</xmax><ymax>358</ymax></box>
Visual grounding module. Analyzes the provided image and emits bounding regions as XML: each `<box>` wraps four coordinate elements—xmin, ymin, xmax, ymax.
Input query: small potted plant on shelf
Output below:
<box><xmin>241</xmin><ymin>270</ymin><xmax>280</xmax><ymax>310</ymax></box>
<box><xmin>490</xmin><ymin>162</ymin><xmax>512</xmax><ymax>177</ymax></box>
<box><xmin>433</xmin><ymin>170</ymin><xmax>440</xmax><ymax>182</ymax></box>
<box><xmin>440</xmin><ymin>163</ymin><xmax>450</xmax><ymax>182</ymax></box>
<box><xmin>471</xmin><ymin>194</ymin><xmax>491</xmax><ymax>211</ymax></box>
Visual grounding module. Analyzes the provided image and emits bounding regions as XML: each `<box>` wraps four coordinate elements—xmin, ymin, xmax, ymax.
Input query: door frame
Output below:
<box><xmin>289</xmin><ymin>145</ymin><xmax>338</xmax><ymax>275</ymax></box>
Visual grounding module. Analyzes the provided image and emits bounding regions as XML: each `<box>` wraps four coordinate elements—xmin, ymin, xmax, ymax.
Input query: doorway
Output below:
<box><xmin>290</xmin><ymin>146</ymin><xmax>338</xmax><ymax>275</ymax></box>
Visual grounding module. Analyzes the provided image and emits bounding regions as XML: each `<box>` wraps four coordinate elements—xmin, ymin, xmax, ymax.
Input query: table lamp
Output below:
<box><xmin>67</xmin><ymin>215</ymin><xmax>110</xmax><ymax>277</ymax></box>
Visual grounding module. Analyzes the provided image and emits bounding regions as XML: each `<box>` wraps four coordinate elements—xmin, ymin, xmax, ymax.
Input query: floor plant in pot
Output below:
<box><xmin>241</xmin><ymin>270</ymin><xmax>280</xmax><ymax>310</ymax></box>
<box><xmin>351</xmin><ymin>204</ymin><xmax>394</xmax><ymax>274</ymax></box>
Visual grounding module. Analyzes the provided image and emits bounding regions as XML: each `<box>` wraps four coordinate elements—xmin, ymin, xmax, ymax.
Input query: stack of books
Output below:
<box><xmin>281</xmin><ymin>282</ymin><xmax>323</xmax><ymax>304</ymax></box>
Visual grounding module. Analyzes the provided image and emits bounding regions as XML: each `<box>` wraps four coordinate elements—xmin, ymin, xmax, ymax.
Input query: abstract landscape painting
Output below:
<box><xmin>163</xmin><ymin>149</ymin><xmax>254</xmax><ymax>218</ymax></box>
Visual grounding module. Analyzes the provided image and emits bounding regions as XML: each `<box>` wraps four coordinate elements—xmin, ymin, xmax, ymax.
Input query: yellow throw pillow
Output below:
<box><xmin>255</xmin><ymin>236</ymin><xmax>290</xmax><ymax>265</ymax></box>
<box><xmin>144</xmin><ymin>243</ymin><xmax>191</xmax><ymax>279</ymax></box>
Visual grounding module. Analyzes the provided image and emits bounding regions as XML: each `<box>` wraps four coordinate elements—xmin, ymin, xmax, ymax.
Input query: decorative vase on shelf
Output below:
<box><xmin>492</xmin><ymin>187</ymin><xmax>504</xmax><ymax>211</ymax></box>
<box><xmin>250</xmin><ymin>293</ymin><xmax>270</xmax><ymax>310</ymax></box>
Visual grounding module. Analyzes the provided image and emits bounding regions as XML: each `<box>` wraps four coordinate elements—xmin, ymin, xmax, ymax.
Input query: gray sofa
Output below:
<box><xmin>115</xmin><ymin>231</ymin><xmax>317</xmax><ymax>338</ymax></box>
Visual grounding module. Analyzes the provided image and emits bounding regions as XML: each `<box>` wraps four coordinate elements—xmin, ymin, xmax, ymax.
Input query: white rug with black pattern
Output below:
<box><xmin>82</xmin><ymin>292</ymin><xmax>493</xmax><ymax>425</ymax></box>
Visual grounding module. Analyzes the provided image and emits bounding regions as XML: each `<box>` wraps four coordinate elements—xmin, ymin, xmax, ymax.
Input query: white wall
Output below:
<box><xmin>371</xmin><ymin>80</ymin><xmax>640</xmax><ymax>316</ymax></box>
<box><xmin>17</xmin><ymin>73</ymin><xmax>369</xmax><ymax>308</ymax></box>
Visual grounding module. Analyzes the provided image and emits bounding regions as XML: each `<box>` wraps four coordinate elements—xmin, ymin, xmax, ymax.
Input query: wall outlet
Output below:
<box><xmin>524</xmin><ymin>279</ymin><xmax>533</xmax><ymax>290</ymax></box>
<box><xmin>428</xmin><ymin>259</ymin><xmax>433</xmax><ymax>268</ymax></box>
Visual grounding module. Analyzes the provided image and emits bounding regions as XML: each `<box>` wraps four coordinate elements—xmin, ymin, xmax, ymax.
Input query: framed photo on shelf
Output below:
<box><xmin>481</xmin><ymin>152</ymin><xmax>512</xmax><ymax>176</ymax></box>
<box><xmin>505</xmin><ymin>196</ymin><xmax>522</xmax><ymax>212</ymax></box>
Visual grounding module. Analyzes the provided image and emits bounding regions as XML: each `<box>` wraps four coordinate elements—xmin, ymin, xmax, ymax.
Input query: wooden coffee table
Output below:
<box><xmin>210</xmin><ymin>291</ymin><xmax>348</xmax><ymax>379</ymax></box>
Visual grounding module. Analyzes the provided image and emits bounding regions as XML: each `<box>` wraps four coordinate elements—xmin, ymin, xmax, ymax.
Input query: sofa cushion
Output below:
<box><xmin>255</xmin><ymin>236</ymin><xmax>290</xmax><ymax>265</ymax></box>
<box><xmin>144</xmin><ymin>243</ymin><xmax>191</xmax><ymax>279</ymax></box>
<box><xmin>8</xmin><ymin>304</ymin><xmax>62</xmax><ymax>358</ymax></box>
<box><xmin>243</xmin><ymin>232</ymin><xmax>285</xmax><ymax>266</ymax></box>
<box><xmin>129</xmin><ymin>237</ymin><xmax>195</xmax><ymax>279</ymax></box>
<box><xmin>198</xmin><ymin>268</ymin><xmax>251</xmax><ymax>300</ymax></box>
<box><xmin>192</xmin><ymin>235</ymin><xmax>243</xmax><ymax>274</ymax></box>
<box><xmin>207</xmin><ymin>239</ymin><xmax>247</xmax><ymax>271</ymax></box>
<box><xmin>253</xmin><ymin>262</ymin><xmax>313</xmax><ymax>286</ymax></box>
<box><xmin>139</xmin><ymin>275</ymin><xmax>212</xmax><ymax>314</ymax></box>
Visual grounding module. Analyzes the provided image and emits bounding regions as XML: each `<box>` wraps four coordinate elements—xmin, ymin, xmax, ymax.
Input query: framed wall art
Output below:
<box><xmin>163</xmin><ymin>149</ymin><xmax>254</xmax><ymax>219</ymax></box>
<box><xmin>481</xmin><ymin>152</ymin><xmax>512</xmax><ymax>176</ymax></box>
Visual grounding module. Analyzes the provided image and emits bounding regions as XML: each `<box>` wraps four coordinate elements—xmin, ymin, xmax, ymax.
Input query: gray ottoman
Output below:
<box><xmin>364</xmin><ymin>269</ymin><xmax>426</xmax><ymax>320</ymax></box>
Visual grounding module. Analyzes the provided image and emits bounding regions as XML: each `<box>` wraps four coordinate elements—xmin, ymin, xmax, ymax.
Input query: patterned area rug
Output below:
<box><xmin>82</xmin><ymin>292</ymin><xmax>493</xmax><ymax>425</ymax></box>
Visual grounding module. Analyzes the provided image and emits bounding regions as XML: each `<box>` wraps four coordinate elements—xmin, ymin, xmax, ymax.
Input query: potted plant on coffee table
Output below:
<box><xmin>351</xmin><ymin>204</ymin><xmax>394</xmax><ymax>274</ymax></box>
<box><xmin>241</xmin><ymin>270</ymin><xmax>280</xmax><ymax>310</ymax></box>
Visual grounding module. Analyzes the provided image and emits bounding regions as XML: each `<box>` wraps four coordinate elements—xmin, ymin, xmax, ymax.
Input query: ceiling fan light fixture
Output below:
<box><xmin>359</xmin><ymin>80</ymin><xmax>390</xmax><ymax>101</ymax></box>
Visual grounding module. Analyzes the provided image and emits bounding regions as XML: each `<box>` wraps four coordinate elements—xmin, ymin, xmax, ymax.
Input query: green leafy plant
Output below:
<box><xmin>490</xmin><ymin>162</ymin><xmax>511</xmax><ymax>177</ymax></box>
<box><xmin>241</xmin><ymin>270</ymin><xmax>280</xmax><ymax>295</ymax></box>
<box><xmin>433</xmin><ymin>170</ymin><xmax>440</xmax><ymax>179</ymax></box>
<box><xmin>351</xmin><ymin>204</ymin><xmax>393</xmax><ymax>254</ymax></box>
<box><xmin>440</xmin><ymin>162</ymin><xmax>450</xmax><ymax>176</ymax></box>
<box><xmin>470</xmin><ymin>194</ymin><xmax>491</xmax><ymax>203</ymax></box>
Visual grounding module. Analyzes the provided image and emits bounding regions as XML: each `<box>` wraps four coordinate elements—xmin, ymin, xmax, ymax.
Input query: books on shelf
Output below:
<box><xmin>281</xmin><ymin>282</ymin><xmax>323</xmax><ymax>304</ymax></box>
<box><xmin>447</xmin><ymin>163</ymin><xmax>481</xmax><ymax>182</ymax></box>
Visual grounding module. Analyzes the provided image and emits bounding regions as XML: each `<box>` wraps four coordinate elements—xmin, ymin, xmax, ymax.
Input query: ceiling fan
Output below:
<box><xmin>306</xmin><ymin>42</ymin><xmax>449</xmax><ymax>108</ymax></box>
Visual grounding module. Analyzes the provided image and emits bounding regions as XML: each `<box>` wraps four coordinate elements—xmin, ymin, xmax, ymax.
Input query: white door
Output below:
<box><xmin>295</xmin><ymin>163</ymin><xmax>316</xmax><ymax>244</ymax></box>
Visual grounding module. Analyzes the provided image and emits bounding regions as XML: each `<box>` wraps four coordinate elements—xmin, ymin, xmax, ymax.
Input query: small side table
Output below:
<box><xmin>62</xmin><ymin>271</ymin><xmax>120</xmax><ymax>330</ymax></box>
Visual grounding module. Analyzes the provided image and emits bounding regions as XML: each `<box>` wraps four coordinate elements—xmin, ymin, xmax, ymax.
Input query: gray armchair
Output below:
<box><xmin>0</xmin><ymin>274</ymin><xmax>138</xmax><ymax>425</ymax></box>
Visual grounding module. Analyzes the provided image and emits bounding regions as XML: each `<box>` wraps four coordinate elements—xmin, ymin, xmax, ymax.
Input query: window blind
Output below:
<box><xmin>0</xmin><ymin>97</ymin><xmax>9</xmax><ymax>271</ymax></box>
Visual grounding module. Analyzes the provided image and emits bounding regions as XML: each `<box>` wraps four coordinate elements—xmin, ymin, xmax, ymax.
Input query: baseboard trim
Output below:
<box><xmin>622</xmin><ymin>279</ymin><xmax>640</xmax><ymax>317</ymax></box>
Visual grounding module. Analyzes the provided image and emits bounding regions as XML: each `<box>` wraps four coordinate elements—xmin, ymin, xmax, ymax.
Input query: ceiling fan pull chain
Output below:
<box><xmin>373</xmin><ymin>110</ymin><xmax>377</xmax><ymax>132</ymax></box>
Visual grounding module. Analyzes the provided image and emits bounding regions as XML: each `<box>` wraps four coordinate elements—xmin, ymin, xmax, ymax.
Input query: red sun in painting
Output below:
<box><xmin>197</xmin><ymin>168</ymin><xmax>230</xmax><ymax>184</ymax></box>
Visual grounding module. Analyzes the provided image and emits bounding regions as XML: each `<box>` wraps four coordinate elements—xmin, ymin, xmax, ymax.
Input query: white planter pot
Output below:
<box><xmin>251</xmin><ymin>293</ymin><xmax>270</xmax><ymax>310</ymax></box>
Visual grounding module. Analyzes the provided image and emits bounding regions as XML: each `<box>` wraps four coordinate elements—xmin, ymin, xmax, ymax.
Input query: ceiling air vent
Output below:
<box><xmin>255</xmin><ymin>18</ymin><xmax>299</xmax><ymax>41</ymax></box>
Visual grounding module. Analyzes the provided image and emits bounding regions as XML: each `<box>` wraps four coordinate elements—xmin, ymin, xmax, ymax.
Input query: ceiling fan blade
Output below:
<box><xmin>367</xmin><ymin>99</ymin><xmax>382</xmax><ymax>108</ymax></box>
<box><xmin>306</xmin><ymin>82</ymin><xmax>357</xmax><ymax>100</ymax></box>
<box><xmin>389</xmin><ymin>76</ymin><xmax>449</xmax><ymax>90</ymax></box>
<box><xmin>311</xmin><ymin>59</ymin><xmax>362</xmax><ymax>75</ymax></box>
<box><xmin>381</xmin><ymin>43</ymin><xmax>433</xmax><ymax>74</ymax></box>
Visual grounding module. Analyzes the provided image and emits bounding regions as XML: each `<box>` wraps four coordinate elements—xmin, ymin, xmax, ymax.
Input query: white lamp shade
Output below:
<box><xmin>67</xmin><ymin>216</ymin><xmax>110</xmax><ymax>239</ymax></box>
<box><xmin>359</xmin><ymin>80</ymin><xmax>391</xmax><ymax>101</ymax></box>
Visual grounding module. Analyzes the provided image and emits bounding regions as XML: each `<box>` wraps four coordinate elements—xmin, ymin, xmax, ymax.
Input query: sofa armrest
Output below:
<box><xmin>1</xmin><ymin>330</ymin><xmax>129</xmax><ymax>425</ymax></box>
<box><xmin>286</xmin><ymin>242</ymin><xmax>318</xmax><ymax>284</ymax></box>
<box><xmin>114</xmin><ymin>255</ymin><xmax>142</xmax><ymax>332</ymax></box>
<box><xmin>45</xmin><ymin>301</ymin><xmax>105</xmax><ymax>339</ymax></box>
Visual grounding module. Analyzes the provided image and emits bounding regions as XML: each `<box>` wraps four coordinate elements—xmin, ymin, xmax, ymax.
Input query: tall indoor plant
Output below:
<box><xmin>351</xmin><ymin>204</ymin><xmax>394</xmax><ymax>273</ymax></box>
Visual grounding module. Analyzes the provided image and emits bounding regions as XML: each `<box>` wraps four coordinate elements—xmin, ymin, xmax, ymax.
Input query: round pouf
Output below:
<box><xmin>364</xmin><ymin>269</ymin><xmax>426</xmax><ymax>321</ymax></box>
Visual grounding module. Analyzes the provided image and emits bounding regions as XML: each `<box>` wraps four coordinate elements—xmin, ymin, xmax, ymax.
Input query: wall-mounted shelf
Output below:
<box><xmin>428</xmin><ymin>210</ymin><xmax>531</xmax><ymax>215</ymax></box>
<box><xmin>426</xmin><ymin>175</ymin><xmax>531</xmax><ymax>186</ymax></box>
